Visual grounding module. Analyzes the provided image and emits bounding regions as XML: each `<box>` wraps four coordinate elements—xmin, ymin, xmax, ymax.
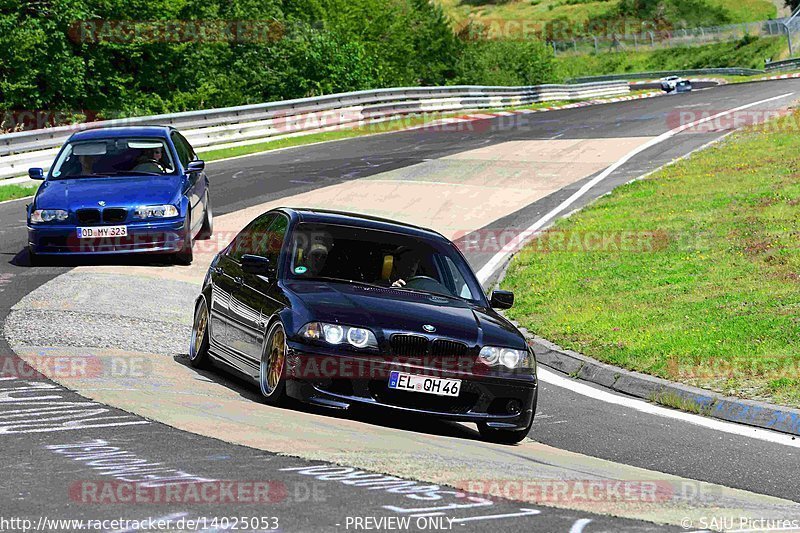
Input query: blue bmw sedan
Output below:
<box><xmin>26</xmin><ymin>126</ymin><xmax>212</xmax><ymax>265</ymax></box>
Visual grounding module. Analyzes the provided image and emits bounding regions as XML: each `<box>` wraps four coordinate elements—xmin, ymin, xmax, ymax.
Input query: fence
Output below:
<box><xmin>552</xmin><ymin>16</ymin><xmax>799</xmax><ymax>56</ymax></box>
<box><xmin>570</xmin><ymin>68</ymin><xmax>764</xmax><ymax>84</ymax></box>
<box><xmin>0</xmin><ymin>81</ymin><xmax>629</xmax><ymax>180</ymax></box>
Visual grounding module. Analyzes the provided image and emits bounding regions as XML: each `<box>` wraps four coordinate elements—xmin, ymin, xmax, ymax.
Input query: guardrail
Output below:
<box><xmin>765</xmin><ymin>57</ymin><xmax>800</xmax><ymax>71</ymax></box>
<box><xmin>569</xmin><ymin>68</ymin><xmax>764</xmax><ymax>84</ymax></box>
<box><xmin>0</xmin><ymin>81</ymin><xmax>629</xmax><ymax>180</ymax></box>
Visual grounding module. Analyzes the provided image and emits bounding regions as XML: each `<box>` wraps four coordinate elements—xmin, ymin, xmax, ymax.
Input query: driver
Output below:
<box><xmin>132</xmin><ymin>147</ymin><xmax>167</xmax><ymax>173</ymax></box>
<box><xmin>390</xmin><ymin>249</ymin><xmax>423</xmax><ymax>288</ymax></box>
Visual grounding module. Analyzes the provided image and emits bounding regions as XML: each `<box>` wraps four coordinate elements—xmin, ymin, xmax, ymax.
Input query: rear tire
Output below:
<box><xmin>173</xmin><ymin>212</ymin><xmax>194</xmax><ymax>265</ymax></box>
<box><xmin>259</xmin><ymin>322</ymin><xmax>287</xmax><ymax>405</ymax></box>
<box><xmin>189</xmin><ymin>300</ymin><xmax>211</xmax><ymax>369</ymax></box>
<box><xmin>197</xmin><ymin>193</ymin><xmax>213</xmax><ymax>240</ymax></box>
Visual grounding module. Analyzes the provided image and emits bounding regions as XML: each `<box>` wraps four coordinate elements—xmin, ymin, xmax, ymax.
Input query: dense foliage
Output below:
<box><xmin>0</xmin><ymin>0</ymin><xmax>557</xmax><ymax>121</ymax></box>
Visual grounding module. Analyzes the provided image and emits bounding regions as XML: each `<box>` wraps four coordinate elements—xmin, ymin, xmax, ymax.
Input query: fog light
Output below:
<box><xmin>506</xmin><ymin>399</ymin><xmax>521</xmax><ymax>415</ymax></box>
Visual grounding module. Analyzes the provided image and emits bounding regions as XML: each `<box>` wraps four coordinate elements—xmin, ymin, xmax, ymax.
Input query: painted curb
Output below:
<box><xmin>510</xmin><ymin>315</ymin><xmax>800</xmax><ymax>438</ymax></box>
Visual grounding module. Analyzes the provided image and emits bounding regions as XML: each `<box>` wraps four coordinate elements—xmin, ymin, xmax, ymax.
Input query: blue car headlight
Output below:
<box><xmin>478</xmin><ymin>346</ymin><xmax>533</xmax><ymax>369</ymax></box>
<box><xmin>30</xmin><ymin>209</ymin><xmax>69</xmax><ymax>224</ymax></box>
<box><xmin>133</xmin><ymin>205</ymin><xmax>179</xmax><ymax>219</ymax></box>
<box><xmin>299</xmin><ymin>322</ymin><xmax>378</xmax><ymax>349</ymax></box>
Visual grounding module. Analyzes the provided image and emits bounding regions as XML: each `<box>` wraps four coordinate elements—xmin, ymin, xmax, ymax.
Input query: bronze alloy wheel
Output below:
<box><xmin>260</xmin><ymin>323</ymin><xmax>287</xmax><ymax>401</ymax></box>
<box><xmin>189</xmin><ymin>300</ymin><xmax>210</xmax><ymax>368</ymax></box>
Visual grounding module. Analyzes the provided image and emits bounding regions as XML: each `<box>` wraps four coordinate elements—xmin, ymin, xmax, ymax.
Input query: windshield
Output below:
<box><xmin>50</xmin><ymin>138</ymin><xmax>176</xmax><ymax>179</ymax></box>
<box><xmin>287</xmin><ymin>222</ymin><xmax>485</xmax><ymax>304</ymax></box>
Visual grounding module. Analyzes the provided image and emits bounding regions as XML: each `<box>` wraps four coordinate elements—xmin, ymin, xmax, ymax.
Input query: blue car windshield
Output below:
<box><xmin>287</xmin><ymin>223</ymin><xmax>486</xmax><ymax>305</ymax></box>
<box><xmin>50</xmin><ymin>138</ymin><xmax>176</xmax><ymax>179</ymax></box>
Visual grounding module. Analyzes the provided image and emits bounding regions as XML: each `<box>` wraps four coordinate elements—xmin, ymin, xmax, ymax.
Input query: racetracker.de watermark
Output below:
<box><xmin>666</xmin><ymin>109</ymin><xmax>797</xmax><ymax>132</ymax></box>
<box><xmin>68</xmin><ymin>19</ymin><xmax>286</xmax><ymax>44</ymax></box>
<box><xmin>0</xmin><ymin>354</ymin><xmax>151</xmax><ymax>380</ymax></box>
<box><xmin>69</xmin><ymin>480</ymin><xmax>286</xmax><ymax>504</ymax></box>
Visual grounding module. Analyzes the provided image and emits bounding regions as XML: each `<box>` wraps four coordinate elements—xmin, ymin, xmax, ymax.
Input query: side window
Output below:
<box><xmin>170</xmin><ymin>132</ymin><xmax>191</xmax><ymax>167</ymax></box>
<box><xmin>258</xmin><ymin>215</ymin><xmax>289</xmax><ymax>265</ymax></box>
<box><xmin>443</xmin><ymin>256</ymin><xmax>474</xmax><ymax>300</ymax></box>
<box><xmin>228</xmin><ymin>214</ymin><xmax>276</xmax><ymax>263</ymax></box>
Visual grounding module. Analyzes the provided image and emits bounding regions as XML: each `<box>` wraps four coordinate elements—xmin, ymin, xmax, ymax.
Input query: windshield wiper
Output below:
<box><xmin>92</xmin><ymin>170</ymin><xmax>163</xmax><ymax>176</ymax></box>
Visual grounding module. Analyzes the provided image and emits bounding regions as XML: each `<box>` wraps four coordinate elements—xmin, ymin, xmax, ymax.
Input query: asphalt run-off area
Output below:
<box><xmin>2</xmin><ymin>78</ymin><xmax>800</xmax><ymax>533</ymax></box>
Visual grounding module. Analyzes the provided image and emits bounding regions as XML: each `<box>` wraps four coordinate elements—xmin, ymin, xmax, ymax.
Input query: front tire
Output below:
<box><xmin>174</xmin><ymin>212</ymin><xmax>194</xmax><ymax>265</ymax></box>
<box><xmin>259</xmin><ymin>322</ymin><xmax>287</xmax><ymax>405</ymax></box>
<box><xmin>478</xmin><ymin>392</ymin><xmax>536</xmax><ymax>444</ymax></box>
<box><xmin>197</xmin><ymin>193</ymin><xmax>213</xmax><ymax>240</ymax></box>
<box><xmin>189</xmin><ymin>300</ymin><xmax>211</xmax><ymax>369</ymax></box>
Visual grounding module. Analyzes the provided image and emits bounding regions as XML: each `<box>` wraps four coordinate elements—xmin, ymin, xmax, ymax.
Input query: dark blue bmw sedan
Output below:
<box><xmin>26</xmin><ymin>126</ymin><xmax>212</xmax><ymax>265</ymax></box>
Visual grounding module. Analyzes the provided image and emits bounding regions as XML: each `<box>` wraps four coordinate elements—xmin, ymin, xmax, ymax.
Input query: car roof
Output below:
<box><xmin>68</xmin><ymin>125</ymin><xmax>173</xmax><ymax>142</ymax></box>
<box><xmin>279</xmin><ymin>208</ymin><xmax>446</xmax><ymax>241</ymax></box>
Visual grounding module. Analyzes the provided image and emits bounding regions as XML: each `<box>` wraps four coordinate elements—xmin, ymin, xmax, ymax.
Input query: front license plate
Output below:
<box><xmin>388</xmin><ymin>371</ymin><xmax>461</xmax><ymax>397</ymax></box>
<box><xmin>77</xmin><ymin>226</ymin><xmax>128</xmax><ymax>239</ymax></box>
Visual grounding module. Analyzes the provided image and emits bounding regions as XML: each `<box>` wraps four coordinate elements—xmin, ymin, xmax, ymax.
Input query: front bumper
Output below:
<box><xmin>284</xmin><ymin>342</ymin><xmax>537</xmax><ymax>430</ymax></box>
<box><xmin>28</xmin><ymin>219</ymin><xmax>186</xmax><ymax>255</ymax></box>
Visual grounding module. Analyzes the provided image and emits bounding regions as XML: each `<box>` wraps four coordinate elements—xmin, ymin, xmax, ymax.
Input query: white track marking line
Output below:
<box><xmin>475</xmin><ymin>92</ymin><xmax>794</xmax><ymax>283</ymax></box>
<box><xmin>471</xmin><ymin>91</ymin><xmax>800</xmax><ymax>446</ymax></box>
<box><xmin>569</xmin><ymin>518</ymin><xmax>593</xmax><ymax>533</ymax></box>
<box><xmin>538</xmin><ymin>367</ymin><xmax>800</xmax><ymax>448</ymax></box>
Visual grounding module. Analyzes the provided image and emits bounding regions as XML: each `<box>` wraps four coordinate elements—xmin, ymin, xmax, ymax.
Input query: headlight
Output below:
<box><xmin>478</xmin><ymin>346</ymin><xmax>532</xmax><ymax>369</ymax></box>
<box><xmin>299</xmin><ymin>322</ymin><xmax>378</xmax><ymax>349</ymax></box>
<box><xmin>30</xmin><ymin>209</ymin><xmax>69</xmax><ymax>223</ymax></box>
<box><xmin>133</xmin><ymin>205</ymin><xmax>179</xmax><ymax>219</ymax></box>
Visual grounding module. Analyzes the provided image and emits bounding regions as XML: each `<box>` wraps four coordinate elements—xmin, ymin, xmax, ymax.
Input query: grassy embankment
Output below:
<box><xmin>501</xmin><ymin>109</ymin><xmax>800</xmax><ymax>408</ymax></box>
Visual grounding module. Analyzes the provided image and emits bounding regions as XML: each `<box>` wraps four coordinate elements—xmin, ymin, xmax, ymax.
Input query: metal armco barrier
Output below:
<box><xmin>0</xmin><ymin>81</ymin><xmax>628</xmax><ymax>180</ymax></box>
<box><xmin>765</xmin><ymin>57</ymin><xmax>800</xmax><ymax>72</ymax></box>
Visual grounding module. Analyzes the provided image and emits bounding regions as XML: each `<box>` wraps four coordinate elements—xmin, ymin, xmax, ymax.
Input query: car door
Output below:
<box><xmin>222</xmin><ymin>213</ymin><xmax>278</xmax><ymax>372</ymax></box>
<box><xmin>171</xmin><ymin>131</ymin><xmax>205</xmax><ymax>234</ymax></box>
<box><xmin>239</xmin><ymin>213</ymin><xmax>289</xmax><ymax>371</ymax></box>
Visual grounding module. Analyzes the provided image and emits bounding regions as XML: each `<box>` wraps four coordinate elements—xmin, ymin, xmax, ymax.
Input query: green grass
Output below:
<box><xmin>555</xmin><ymin>36</ymin><xmax>787</xmax><ymax>80</ymax></box>
<box><xmin>436</xmin><ymin>0</ymin><xmax>776</xmax><ymax>32</ymax></box>
<box><xmin>501</xmin><ymin>109</ymin><xmax>800</xmax><ymax>408</ymax></box>
<box><xmin>0</xmin><ymin>183</ymin><xmax>38</xmax><ymax>202</ymax></box>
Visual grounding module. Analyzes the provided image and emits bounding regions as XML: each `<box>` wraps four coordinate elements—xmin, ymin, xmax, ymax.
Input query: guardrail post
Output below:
<box><xmin>593</xmin><ymin>36</ymin><xmax>598</xmax><ymax>53</ymax></box>
<box><xmin>648</xmin><ymin>31</ymin><xmax>655</xmax><ymax>47</ymax></box>
<box><xmin>784</xmin><ymin>23</ymin><xmax>794</xmax><ymax>57</ymax></box>
<box><xmin>633</xmin><ymin>33</ymin><xmax>637</xmax><ymax>50</ymax></box>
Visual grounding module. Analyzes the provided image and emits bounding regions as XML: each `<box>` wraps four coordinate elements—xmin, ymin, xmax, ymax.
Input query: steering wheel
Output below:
<box><xmin>403</xmin><ymin>275</ymin><xmax>449</xmax><ymax>294</ymax></box>
<box><xmin>406</xmin><ymin>276</ymin><xmax>439</xmax><ymax>284</ymax></box>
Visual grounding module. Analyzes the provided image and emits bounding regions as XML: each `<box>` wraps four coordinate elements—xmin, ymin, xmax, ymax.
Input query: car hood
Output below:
<box><xmin>35</xmin><ymin>175</ymin><xmax>182</xmax><ymax>209</ymax></box>
<box><xmin>284</xmin><ymin>280</ymin><xmax>526</xmax><ymax>349</ymax></box>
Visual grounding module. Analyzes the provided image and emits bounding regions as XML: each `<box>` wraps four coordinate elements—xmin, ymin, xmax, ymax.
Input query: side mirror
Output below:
<box><xmin>241</xmin><ymin>254</ymin><xmax>273</xmax><ymax>276</ymax></box>
<box><xmin>28</xmin><ymin>168</ymin><xmax>44</xmax><ymax>180</ymax></box>
<box><xmin>186</xmin><ymin>160</ymin><xmax>205</xmax><ymax>174</ymax></box>
<box><xmin>490</xmin><ymin>290</ymin><xmax>514</xmax><ymax>310</ymax></box>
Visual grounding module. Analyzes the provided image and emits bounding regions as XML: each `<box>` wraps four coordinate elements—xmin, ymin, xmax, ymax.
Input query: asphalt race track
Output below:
<box><xmin>2</xmin><ymin>79</ymin><xmax>800</xmax><ymax>532</ymax></box>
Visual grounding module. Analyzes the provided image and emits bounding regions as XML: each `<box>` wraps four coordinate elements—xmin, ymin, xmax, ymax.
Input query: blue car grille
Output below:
<box><xmin>76</xmin><ymin>209</ymin><xmax>101</xmax><ymax>224</ymax></box>
<box><xmin>102</xmin><ymin>208</ymin><xmax>127</xmax><ymax>223</ymax></box>
<box><xmin>75</xmin><ymin>208</ymin><xmax>127</xmax><ymax>224</ymax></box>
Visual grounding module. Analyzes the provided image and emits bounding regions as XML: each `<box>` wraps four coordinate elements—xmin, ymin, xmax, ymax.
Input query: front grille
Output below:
<box><xmin>76</xmin><ymin>208</ymin><xmax>101</xmax><ymax>224</ymax></box>
<box><xmin>102</xmin><ymin>208</ymin><xmax>127</xmax><ymax>223</ymax></box>
<box><xmin>431</xmin><ymin>339</ymin><xmax>468</xmax><ymax>358</ymax></box>
<box><xmin>390</xmin><ymin>334</ymin><xmax>429</xmax><ymax>357</ymax></box>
